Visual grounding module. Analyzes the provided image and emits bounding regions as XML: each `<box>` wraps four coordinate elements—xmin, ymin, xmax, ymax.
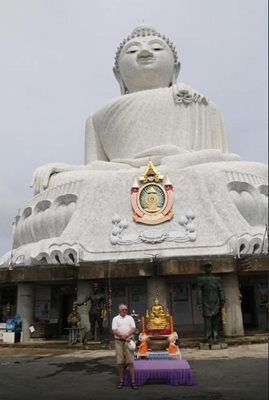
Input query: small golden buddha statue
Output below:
<box><xmin>67</xmin><ymin>303</ymin><xmax>81</xmax><ymax>327</ymax></box>
<box><xmin>146</xmin><ymin>297</ymin><xmax>170</xmax><ymax>330</ymax></box>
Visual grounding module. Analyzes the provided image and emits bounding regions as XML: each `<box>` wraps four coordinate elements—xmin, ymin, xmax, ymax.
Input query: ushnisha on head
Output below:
<box><xmin>113</xmin><ymin>25</ymin><xmax>180</xmax><ymax>94</ymax></box>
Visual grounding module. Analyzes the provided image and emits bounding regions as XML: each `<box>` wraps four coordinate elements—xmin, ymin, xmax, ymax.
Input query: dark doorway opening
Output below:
<box><xmin>60</xmin><ymin>294</ymin><xmax>75</xmax><ymax>334</ymax></box>
<box><xmin>241</xmin><ymin>286</ymin><xmax>257</xmax><ymax>328</ymax></box>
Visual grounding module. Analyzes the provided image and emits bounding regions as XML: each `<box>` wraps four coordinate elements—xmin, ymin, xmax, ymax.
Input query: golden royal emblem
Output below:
<box><xmin>131</xmin><ymin>162</ymin><xmax>173</xmax><ymax>225</ymax></box>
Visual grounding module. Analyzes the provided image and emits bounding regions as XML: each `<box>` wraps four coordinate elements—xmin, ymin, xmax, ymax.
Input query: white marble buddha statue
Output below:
<box><xmin>85</xmin><ymin>25</ymin><xmax>229</xmax><ymax>164</ymax></box>
<box><xmin>31</xmin><ymin>25</ymin><xmax>234</xmax><ymax>195</ymax></box>
<box><xmin>1</xmin><ymin>25</ymin><xmax>267</xmax><ymax>267</ymax></box>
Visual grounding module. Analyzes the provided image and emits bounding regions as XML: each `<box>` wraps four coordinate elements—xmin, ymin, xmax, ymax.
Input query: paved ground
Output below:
<box><xmin>0</xmin><ymin>343</ymin><xmax>268</xmax><ymax>400</ymax></box>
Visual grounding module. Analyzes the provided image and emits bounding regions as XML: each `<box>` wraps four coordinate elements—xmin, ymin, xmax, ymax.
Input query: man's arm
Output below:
<box><xmin>112</xmin><ymin>317</ymin><xmax>126</xmax><ymax>339</ymax></box>
<box><xmin>112</xmin><ymin>328</ymin><xmax>125</xmax><ymax>339</ymax></box>
<box><xmin>122</xmin><ymin>317</ymin><xmax>136</xmax><ymax>341</ymax></box>
<box><xmin>112</xmin><ymin>317</ymin><xmax>135</xmax><ymax>341</ymax></box>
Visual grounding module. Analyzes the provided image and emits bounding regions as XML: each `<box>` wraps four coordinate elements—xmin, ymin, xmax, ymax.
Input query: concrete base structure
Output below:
<box><xmin>0</xmin><ymin>25</ymin><xmax>267</xmax><ymax>343</ymax></box>
<box><xmin>16</xmin><ymin>283</ymin><xmax>34</xmax><ymax>341</ymax></box>
<box><xmin>0</xmin><ymin>255</ymin><xmax>267</xmax><ymax>342</ymax></box>
<box><xmin>222</xmin><ymin>273</ymin><xmax>244</xmax><ymax>337</ymax></box>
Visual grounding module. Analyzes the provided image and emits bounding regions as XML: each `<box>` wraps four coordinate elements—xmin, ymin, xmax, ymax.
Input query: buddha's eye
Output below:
<box><xmin>151</xmin><ymin>44</ymin><xmax>164</xmax><ymax>51</ymax></box>
<box><xmin>126</xmin><ymin>46</ymin><xmax>139</xmax><ymax>54</ymax></box>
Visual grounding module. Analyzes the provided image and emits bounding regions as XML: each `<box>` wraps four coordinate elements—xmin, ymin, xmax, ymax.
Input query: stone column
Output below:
<box><xmin>16</xmin><ymin>283</ymin><xmax>35</xmax><ymax>342</ymax></box>
<box><xmin>147</xmin><ymin>277</ymin><xmax>168</xmax><ymax>310</ymax></box>
<box><xmin>76</xmin><ymin>281</ymin><xmax>92</xmax><ymax>333</ymax></box>
<box><xmin>222</xmin><ymin>273</ymin><xmax>244</xmax><ymax>337</ymax></box>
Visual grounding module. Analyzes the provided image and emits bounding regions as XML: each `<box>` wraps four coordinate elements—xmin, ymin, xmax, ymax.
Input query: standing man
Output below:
<box><xmin>112</xmin><ymin>304</ymin><xmax>138</xmax><ymax>390</ymax></box>
<box><xmin>197</xmin><ymin>262</ymin><xmax>225</xmax><ymax>342</ymax></box>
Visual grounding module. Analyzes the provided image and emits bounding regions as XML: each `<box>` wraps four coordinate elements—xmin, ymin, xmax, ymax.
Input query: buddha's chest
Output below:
<box><xmin>94</xmin><ymin>97</ymin><xmax>194</xmax><ymax>159</ymax></box>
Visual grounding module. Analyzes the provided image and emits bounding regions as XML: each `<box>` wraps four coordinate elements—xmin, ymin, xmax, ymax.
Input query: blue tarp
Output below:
<box><xmin>6</xmin><ymin>316</ymin><xmax>22</xmax><ymax>332</ymax></box>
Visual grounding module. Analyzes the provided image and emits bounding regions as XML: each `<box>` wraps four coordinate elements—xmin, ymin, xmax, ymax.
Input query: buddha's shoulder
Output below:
<box><xmin>90</xmin><ymin>89</ymin><xmax>168</xmax><ymax>122</ymax></box>
<box><xmin>175</xmin><ymin>83</ymin><xmax>220</xmax><ymax>109</ymax></box>
<box><xmin>88</xmin><ymin>84</ymin><xmax>220</xmax><ymax>125</ymax></box>
<box><xmin>90</xmin><ymin>93</ymin><xmax>134</xmax><ymax>121</ymax></box>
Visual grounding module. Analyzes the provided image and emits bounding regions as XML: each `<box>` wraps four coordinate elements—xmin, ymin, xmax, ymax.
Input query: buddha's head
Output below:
<box><xmin>153</xmin><ymin>297</ymin><xmax>160</xmax><ymax>306</ymax></box>
<box><xmin>114</xmin><ymin>25</ymin><xmax>180</xmax><ymax>94</ymax></box>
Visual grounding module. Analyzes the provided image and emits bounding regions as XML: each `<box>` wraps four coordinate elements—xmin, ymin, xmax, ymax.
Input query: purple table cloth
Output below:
<box><xmin>125</xmin><ymin>359</ymin><xmax>195</xmax><ymax>386</ymax></box>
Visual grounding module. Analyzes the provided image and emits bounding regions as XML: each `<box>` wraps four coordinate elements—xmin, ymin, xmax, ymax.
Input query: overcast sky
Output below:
<box><xmin>0</xmin><ymin>0</ymin><xmax>267</xmax><ymax>256</ymax></box>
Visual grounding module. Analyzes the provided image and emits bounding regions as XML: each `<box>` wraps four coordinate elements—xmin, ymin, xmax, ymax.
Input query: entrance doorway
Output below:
<box><xmin>241</xmin><ymin>286</ymin><xmax>257</xmax><ymax>328</ymax></box>
<box><xmin>60</xmin><ymin>294</ymin><xmax>75</xmax><ymax>334</ymax></box>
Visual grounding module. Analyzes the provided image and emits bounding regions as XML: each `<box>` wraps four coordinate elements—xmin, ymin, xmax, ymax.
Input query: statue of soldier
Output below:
<box><xmin>76</xmin><ymin>283</ymin><xmax>106</xmax><ymax>341</ymax></box>
<box><xmin>197</xmin><ymin>262</ymin><xmax>225</xmax><ymax>342</ymax></box>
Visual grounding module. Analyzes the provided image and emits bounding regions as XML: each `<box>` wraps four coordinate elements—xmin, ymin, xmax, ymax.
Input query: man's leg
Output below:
<box><xmin>125</xmin><ymin>347</ymin><xmax>138</xmax><ymax>389</ymax></box>
<box><xmin>115</xmin><ymin>340</ymin><xmax>125</xmax><ymax>388</ymax></box>
<box><xmin>117</xmin><ymin>364</ymin><xmax>125</xmax><ymax>382</ymax></box>
<box><xmin>128</xmin><ymin>363</ymin><xmax>135</xmax><ymax>383</ymax></box>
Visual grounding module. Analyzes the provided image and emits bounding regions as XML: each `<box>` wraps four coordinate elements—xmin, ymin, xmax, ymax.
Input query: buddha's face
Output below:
<box><xmin>118</xmin><ymin>36</ymin><xmax>176</xmax><ymax>93</ymax></box>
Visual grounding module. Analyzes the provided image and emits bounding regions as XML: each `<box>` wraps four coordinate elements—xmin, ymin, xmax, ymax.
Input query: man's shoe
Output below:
<box><xmin>130</xmin><ymin>382</ymin><xmax>138</xmax><ymax>390</ymax></box>
<box><xmin>117</xmin><ymin>381</ymin><xmax>124</xmax><ymax>389</ymax></box>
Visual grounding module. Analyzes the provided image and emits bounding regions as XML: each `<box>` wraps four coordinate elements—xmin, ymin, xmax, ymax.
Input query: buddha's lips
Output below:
<box><xmin>137</xmin><ymin>55</ymin><xmax>155</xmax><ymax>64</ymax></box>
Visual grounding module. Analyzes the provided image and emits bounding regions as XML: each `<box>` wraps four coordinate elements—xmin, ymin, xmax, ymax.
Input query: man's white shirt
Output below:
<box><xmin>112</xmin><ymin>314</ymin><xmax>135</xmax><ymax>339</ymax></box>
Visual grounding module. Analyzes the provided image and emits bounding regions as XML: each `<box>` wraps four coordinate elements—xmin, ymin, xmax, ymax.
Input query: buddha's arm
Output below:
<box><xmin>85</xmin><ymin>116</ymin><xmax>109</xmax><ymax>163</ymax></box>
<box><xmin>207</xmin><ymin>102</ymin><xmax>229</xmax><ymax>153</ymax></box>
<box><xmin>30</xmin><ymin>162</ymin><xmax>86</xmax><ymax>195</ymax></box>
<box><xmin>30</xmin><ymin>116</ymin><xmax>109</xmax><ymax>195</ymax></box>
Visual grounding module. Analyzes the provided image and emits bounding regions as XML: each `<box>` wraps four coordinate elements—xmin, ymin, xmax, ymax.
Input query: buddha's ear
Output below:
<box><xmin>113</xmin><ymin>67</ymin><xmax>128</xmax><ymax>95</ymax></box>
<box><xmin>172</xmin><ymin>62</ymin><xmax>181</xmax><ymax>84</ymax></box>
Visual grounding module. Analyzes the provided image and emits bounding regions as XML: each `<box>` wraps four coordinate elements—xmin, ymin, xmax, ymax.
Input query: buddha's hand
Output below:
<box><xmin>30</xmin><ymin>162</ymin><xmax>73</xmax><ymax>194</ymax></box>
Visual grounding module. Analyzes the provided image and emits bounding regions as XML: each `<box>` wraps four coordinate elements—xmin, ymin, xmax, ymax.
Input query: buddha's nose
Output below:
<box><xmin>137</xmin><ymin>48</ymin><xmax>154</xmax><ymax>58</ymax></box>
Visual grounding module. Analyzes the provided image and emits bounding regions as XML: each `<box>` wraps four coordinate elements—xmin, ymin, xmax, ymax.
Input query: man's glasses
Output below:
<box><xmin>120</xmin><ymin>308</ymin><xmax>128</xmax><ymax>311</ymax></box>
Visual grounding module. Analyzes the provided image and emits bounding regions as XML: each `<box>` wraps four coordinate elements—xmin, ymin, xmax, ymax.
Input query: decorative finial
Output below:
<box><xmin>139</xmin><ymin>161</ymin><xmax>163</xmax><ymax>184</ymax></box>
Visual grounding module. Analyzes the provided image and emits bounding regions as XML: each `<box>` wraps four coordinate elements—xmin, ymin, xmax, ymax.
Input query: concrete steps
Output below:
<box><xmin>0</xmin><ymin>332</ymin><xmax>267</xmax><ymax>350</ymax></box>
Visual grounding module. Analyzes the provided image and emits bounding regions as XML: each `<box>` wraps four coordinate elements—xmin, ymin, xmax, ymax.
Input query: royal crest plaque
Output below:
<box><xmin>131</xmin><ymin>162</ymin><xmax>173</xmax><ymax>225</ymax></box>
